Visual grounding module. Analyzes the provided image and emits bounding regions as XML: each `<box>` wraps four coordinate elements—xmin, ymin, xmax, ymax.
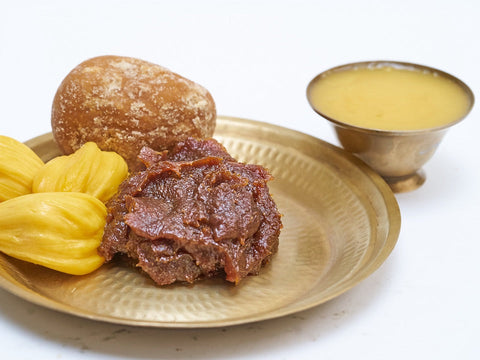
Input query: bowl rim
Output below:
<box><xmin>306</xmin><ymin>60</ymin><xmax>475</xmax><ymax>136</ymax></box>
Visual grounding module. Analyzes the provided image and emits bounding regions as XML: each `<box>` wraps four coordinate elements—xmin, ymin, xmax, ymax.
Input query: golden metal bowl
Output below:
<box><xmin>307</xmin><ymin>61</ymin><xmax>475</xmax><ymax>193</ymax></box>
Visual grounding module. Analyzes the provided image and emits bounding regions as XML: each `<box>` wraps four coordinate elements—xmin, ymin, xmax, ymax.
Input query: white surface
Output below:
<box><xmin>0</xmin><ymin>0</ymin><xmax>479</xmax><ymax>359</ymax></box>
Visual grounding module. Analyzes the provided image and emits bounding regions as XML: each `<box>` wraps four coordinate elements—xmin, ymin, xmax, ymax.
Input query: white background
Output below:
<box><xmin>1</xmin><ymin>1</ymin><xmax>479</xmax><ymax>359</ymax></box>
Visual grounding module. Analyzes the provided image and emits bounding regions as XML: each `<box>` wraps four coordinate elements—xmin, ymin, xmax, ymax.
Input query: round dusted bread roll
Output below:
<box><xmin>52</xmin><ymin>55</ymin><xmax>216</xmax><ymax>170</ymax></box>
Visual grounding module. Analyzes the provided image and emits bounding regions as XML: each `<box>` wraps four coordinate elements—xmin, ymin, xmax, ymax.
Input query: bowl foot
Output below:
<box><xmin>383</xmin><ymin>170</ymin><xmax>426</xmax><ymax>193</ymax></box>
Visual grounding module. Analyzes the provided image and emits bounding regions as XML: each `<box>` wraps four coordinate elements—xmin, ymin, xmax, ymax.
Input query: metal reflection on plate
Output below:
<box><xmin>0</xmin><ymin>116</ymin><xmax>400</xmax><ymax>328</ymax></box>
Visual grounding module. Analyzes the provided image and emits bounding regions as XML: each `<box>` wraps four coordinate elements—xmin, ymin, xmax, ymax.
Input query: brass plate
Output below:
<box><xmin>0</xmin><ymin>116</ymin><xmax>400</xmax><ymax>328</ymax></box>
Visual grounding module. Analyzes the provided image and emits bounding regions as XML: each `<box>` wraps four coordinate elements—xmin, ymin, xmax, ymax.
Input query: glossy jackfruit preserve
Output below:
<box><xmin>308</xmin><ymin>63</ymin><xmax>472</xmax><ymax>131</ymax></box>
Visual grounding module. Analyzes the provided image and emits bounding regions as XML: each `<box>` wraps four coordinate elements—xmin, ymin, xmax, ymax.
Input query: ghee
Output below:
<box><xmin>309</xmin><ymin>65</ymin><xmax>472</xmax><ymax>131</ymax></box>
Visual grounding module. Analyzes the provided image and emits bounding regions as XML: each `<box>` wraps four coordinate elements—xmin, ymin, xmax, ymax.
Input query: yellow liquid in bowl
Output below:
<box><xmin>309</xmin><ymin>65</ymin><xmax>472</xmax><ymax>131</ymax></box>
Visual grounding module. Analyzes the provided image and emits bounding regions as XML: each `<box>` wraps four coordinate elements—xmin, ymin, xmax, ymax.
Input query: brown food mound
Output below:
<box><xmin>51</xmin><ymin>55</ymin><xmax>216</xmax><ymax>170</ymax></box>
<box><xmin>98</xmin><ymin>138</ymin><xmax>282</xmax><ymax>285</ymax></box>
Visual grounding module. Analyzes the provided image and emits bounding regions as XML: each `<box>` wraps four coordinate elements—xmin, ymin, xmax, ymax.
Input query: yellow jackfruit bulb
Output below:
<box><xmin>33</xmin><ymin>142</ymin><xmax>128</xmax><ymax>203</ymax></box>
<box><xmin>0</xmin><ymin>192</ymin><xmax>106</xmax><ymax>275</ymax></box>
<box><xmin>0</xmin><ymin>135</ymin><xmax>45</xmax><ymax>202</ymax></box>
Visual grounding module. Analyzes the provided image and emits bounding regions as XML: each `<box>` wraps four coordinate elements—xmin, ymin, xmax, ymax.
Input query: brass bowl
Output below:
<box><xmin>307</xmin><ymin>61</ymin><xmax>475</xmax><ymax>193</ymax></box>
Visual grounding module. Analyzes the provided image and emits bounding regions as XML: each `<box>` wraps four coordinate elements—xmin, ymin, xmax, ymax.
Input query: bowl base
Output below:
<box><xmin>383</xmin><ymin>170</ymin><xmax>426</xmax><ymax>193</ymax></box>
